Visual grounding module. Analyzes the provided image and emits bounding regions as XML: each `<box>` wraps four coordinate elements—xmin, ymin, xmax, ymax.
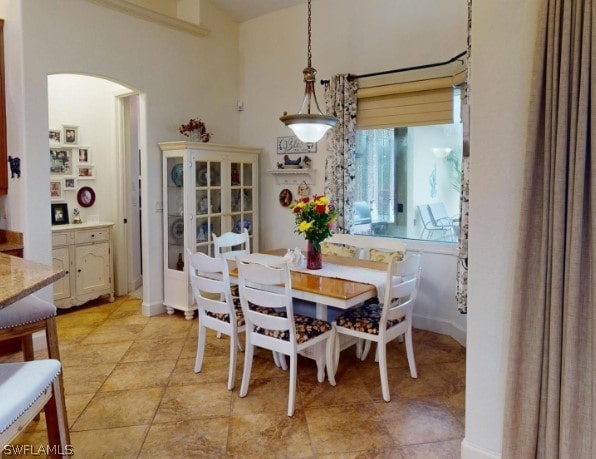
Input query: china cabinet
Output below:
<box><xmin>160</xmin><ymin>141</ymin><xmax>261</xmax><ymax>319</ymax></box>
<box><xmin>51</xmin><ymin>222</ymin><xmax>114</xmax><ymax>308</ymax></box>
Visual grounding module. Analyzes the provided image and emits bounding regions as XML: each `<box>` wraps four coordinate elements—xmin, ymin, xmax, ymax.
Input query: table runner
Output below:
<box><xmin>237</xmin><ymin>253</ymin><xmax>387</xmax><ymax>300</ymax></box>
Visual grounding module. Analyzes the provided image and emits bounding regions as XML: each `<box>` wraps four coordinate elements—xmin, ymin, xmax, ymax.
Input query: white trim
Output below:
<box><xmin>143</xmin><ymin>300</ymin><xmax>166</xmax><ymax>317</ymax></box>
<box><xmin>403</xmin><ymin>239</ymin><xmax>459</xmax><ymax>256</ymax></box>
<box><xmin>85</xmin><ymin>0</ymin><xmax>210</xmax><ymax>37</ymax></box>
<box><xmin>461</xmin><ymin>439</ymin><xmax>501</xmax><ymax>459</ymax></box>
<box><xmin>413</xmin><ymin>313</ymin><xmax>466</xmax><ymax>347</ymax></box>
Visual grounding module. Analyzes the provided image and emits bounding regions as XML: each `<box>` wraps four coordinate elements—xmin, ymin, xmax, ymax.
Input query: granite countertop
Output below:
<box><xmin>0</xmin><ymin>253</ymin><xmax>64</xmax><ymax>308</ymax></box>
<box><xmin>0</xmin><ymin>230</ymin><xmax>23</xmax><ymax>252</ymax></box>
<box><xmin>51</xmin><ymin>221</ymin><xmax>114</xmax><ymax>231</ymax></box>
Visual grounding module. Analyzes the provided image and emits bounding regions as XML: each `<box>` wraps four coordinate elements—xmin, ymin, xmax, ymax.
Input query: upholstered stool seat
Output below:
<box><xmin>0</xmin><ymin>295</ymin><xmax>57</xmax><ymax>332</ymax></box>
<box><xmin>0</xmin><ymin>359</ymin><xmax>69</xmax><ymax>455</ymax></box>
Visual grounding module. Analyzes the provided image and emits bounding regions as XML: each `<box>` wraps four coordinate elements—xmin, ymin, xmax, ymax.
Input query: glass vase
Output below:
<box><xmin>307</xmin><ymin>241</ymin><xmax>323</xmax><ymax>270</ymax></box>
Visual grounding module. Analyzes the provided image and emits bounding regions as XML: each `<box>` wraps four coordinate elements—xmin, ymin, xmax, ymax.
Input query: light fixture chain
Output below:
<box><xmin>307</xmin><ymin>0</ymin><xmax>312</xmax><ymax>67</ymax></box>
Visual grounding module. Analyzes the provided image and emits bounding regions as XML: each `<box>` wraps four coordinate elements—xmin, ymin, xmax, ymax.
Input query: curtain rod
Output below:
<box><xmin>320</xmin><ymin>50</ymin><xmax>467</xmax><ymax>85</ymax></box>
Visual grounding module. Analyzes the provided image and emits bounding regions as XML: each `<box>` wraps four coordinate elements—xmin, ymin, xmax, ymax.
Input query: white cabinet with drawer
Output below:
<box><xmin>51</xmin><ymin>222</ymin><xmax>115</xmax><ymax>308</ymax></box>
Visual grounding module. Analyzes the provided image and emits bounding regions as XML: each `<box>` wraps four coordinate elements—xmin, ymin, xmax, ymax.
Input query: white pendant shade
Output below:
<box><xmin>280</xmin><ymin>0</ymin><xmax>338</xmax><ymax>143</ymax></box>
<box><xmin>288</xmin><ymin>123</ymin><xmax>332</xmax><ymax>143</ymax></box>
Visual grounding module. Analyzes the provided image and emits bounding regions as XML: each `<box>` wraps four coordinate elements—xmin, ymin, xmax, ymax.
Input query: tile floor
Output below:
<box><xmin>3</xmin><ymin>295</ymin><xmax>466</xmax><ymax>458</ymax></box>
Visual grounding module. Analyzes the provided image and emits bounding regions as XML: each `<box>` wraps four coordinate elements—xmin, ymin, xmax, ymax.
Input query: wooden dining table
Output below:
<box><xmin>233</xmin><ymin>249</ymin><xmax>388</xmax><ymax>321</ymax></box>
<box><xmin>230</xmin><ymin>249</ymin><xmax>389</xmax><ymax>381</ymax></box>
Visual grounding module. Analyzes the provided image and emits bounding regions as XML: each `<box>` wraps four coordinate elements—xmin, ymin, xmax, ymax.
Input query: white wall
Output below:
<box><xmin>462</xmin><ymin>1</ymin><xmax>541</xmax><ymax>458</ymax></box>
<box><xmin>48</xmin><ymin>74</ymin><xmax>130</xmax><ymax>223</ymax></box>
<box><xmin>237</xmin><ymin>0</ymin><xmax>468</xmax><ymax>342</ymax></box>
<box><xmin>1</xmin><ymin>0</ymin><xmax>240</xmax><ymax>309</ymax></box>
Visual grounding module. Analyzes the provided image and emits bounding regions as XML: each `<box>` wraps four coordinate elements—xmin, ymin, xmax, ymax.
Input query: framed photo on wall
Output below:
<box><xmin>50</xmin><ymin>148</ymin><xmax>73</xmax><ymax>175</ymax></box>
<box><xmin>64</xmin><ymin>177</ymin><xmax>76</xmax><ymax>190</ymax></box>
<box><xmin>50</xmin><ymin>179</ymin><xmax>63</xmax><ymax>201</ymax></box>
<box><xmin>78</xmin><ymin>165</ymin><xmax>95</xmax><ymax>179</ymax></box>
<box><xmin>77</xmin><ymin>147</ymin><xmax>91</xmax><ymax>164</ymax></box>
<box><xmin>63</xmin><ymin>125</ymin><xmax>78</xmax><ymax>145</ymax></box>
<box><xmin>49</xmin><ymin>129</ymin><xmax>61</xmax><ymax>145</ymax></box>
<box><xmin>51</xmin><ymin>203</ymin><xmax>69</xmax><ymax>225</ymax></box>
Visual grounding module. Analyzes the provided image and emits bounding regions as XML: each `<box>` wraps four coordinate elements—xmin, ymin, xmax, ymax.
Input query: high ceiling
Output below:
<box><xmin>209</xmin><ymin>0</ymin><xmax>306</xmax><ymax>23</ymax></box>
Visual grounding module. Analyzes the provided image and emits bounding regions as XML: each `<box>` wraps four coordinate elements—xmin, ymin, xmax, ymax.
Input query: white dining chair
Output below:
<box><xmin>0</xmin><ymin>359</ymin><xmax>70</xmax><ymax>457</ymax></box>
<box><xmin>237</xmin><ymin>260</ymin><xmax>336</xmax><ymax>416</ymax></box>
<box><xmin>187</xmin><ymin>249</ymin><xmax>245</xmax><ymax>390</ymax></box>
<box><xmin>212</xmin><ymin>228</ymin><xmax>250</xmax><ymax>261</ymax></box>
<box><xmin>332</xmin><ymin>253</ymin><xmax>421</xmax><ymax>402</ymax></box>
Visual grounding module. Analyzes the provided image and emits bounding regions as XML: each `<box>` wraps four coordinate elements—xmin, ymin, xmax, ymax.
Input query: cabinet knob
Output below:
<box><xmin>65</xmin><ymin>271</ymin><xmax>69</xmax><ymax>275</ymax></box>
<box><xmin>91</xmin><ymin>234</ymin><xmax>95</xmax><ymax>238</ymax></box>
<box><xmin>77</xmin><ymin>269</ymin><xmax>82</xmax><ymax>273</ymax></box>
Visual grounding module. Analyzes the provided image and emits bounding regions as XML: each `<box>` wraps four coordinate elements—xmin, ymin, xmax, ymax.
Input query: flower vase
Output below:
<box><xmin>307</xmin><ymin>241</ymin><xmax>323</xmax><ymax>270</ymax></box>
<box><xmin>187</xmin><ymin>131</ymin><xmax>201</xmax><ymax>142</ymax></box>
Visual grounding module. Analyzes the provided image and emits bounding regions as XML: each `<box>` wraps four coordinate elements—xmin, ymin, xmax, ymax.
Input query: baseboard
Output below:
<box><xmin>142</xmin><ymin>300</ymin><xmax>166</xmax><ymax>317</ymax></box>
<box><xmin>413</xmin><ymin>313</ymin><xmax>466</xmax><ymax>347</ymax></box>
<box><xmin>461</xmin><ymin>439</ymin><xmax>501</xmax><ymax>459</ymax></box>
<box><xmin>128</xmin><ymin>276</ymin><xmax>142</xmax><ymax>292</ymax></box>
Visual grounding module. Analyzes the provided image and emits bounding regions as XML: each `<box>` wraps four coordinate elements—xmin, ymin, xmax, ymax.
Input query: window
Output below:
<box><xmin>353</xmin><ymin>88</ymin><xmax>463</xmax><ymax>242</ymax></box>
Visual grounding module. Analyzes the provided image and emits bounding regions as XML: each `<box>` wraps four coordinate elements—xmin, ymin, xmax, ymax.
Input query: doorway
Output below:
<box><xmin>47</xmin><ymin>74</ymin><xmax>143</xmax><ymax>299</ymax></box>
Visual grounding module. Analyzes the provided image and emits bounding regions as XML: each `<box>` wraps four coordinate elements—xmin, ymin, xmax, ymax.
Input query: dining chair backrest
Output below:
<box><xmin>237</xmin><ymin>260</ymin><xmax>295</xmax><ymax>352</ymax></box>
<box><xmin>381</xmin><ymin>253</ymin><xmax>421</xmax><ymax>327</ymax></box>
<box><xmin>213</xmin><ymin>228</ymin><xmax>250</xmax><ymax>260</ymax></box>
<box><xmin>186</xmin><ymin>249</ymin><xmax>233</xmax><ymax>315</ymax></box>
<box><xmin>427</xmin><ymin>202</ymin><xmax>456</xmax><ymax>227</ymax></box>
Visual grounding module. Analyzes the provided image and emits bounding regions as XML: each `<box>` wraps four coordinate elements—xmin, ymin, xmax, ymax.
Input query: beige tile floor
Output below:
<box><xmin>2</xmin><ymin>295</ymin><xmax>466</xmax><ymax>458</ymax></box>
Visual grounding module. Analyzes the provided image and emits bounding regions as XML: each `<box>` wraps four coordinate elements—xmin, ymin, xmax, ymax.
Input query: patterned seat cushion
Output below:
<box><xmin>252</xmin><ymin>310</ymin><xmax>331</xmax><ymax>344</ymax></box>
<box><xmin>205</xmin><ymin>299</ymin><xmax>245</xmax><ymax>327</ymax></box>
<box><xmin>369</xmin><ymin>248</ymin><xmax>404</xmax><ymax>263</ymax></box>
<box><xmin>335</xmin><ymin>303</ymin><xmax>400</xmax><ymax>335</ymax></box>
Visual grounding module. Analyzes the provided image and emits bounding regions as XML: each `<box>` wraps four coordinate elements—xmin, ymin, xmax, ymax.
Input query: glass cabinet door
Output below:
<box><xmin>230</xmin><ymin>161</ymin><xmax>254</xmax><ymax>245</ymax></box>
<box><xmin>166</xmin><ymin>157</ymin><xmax>185</xmax><ymax>270</ymax></box>
<box><xmin>194</xmin><ymin>159</ymin><xmax>222</xmax><ymax>255</ymax></box>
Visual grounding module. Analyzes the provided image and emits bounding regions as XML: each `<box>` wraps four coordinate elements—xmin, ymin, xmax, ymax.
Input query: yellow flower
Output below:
<box><xmin>315</xmin><ymin>196</ymin><xmax>329</xmax><ymax>205</ymax></box>
<box><xmin>299</xmin><ymin>220</ymin><xmax>313</xmax><ymax>232</ymax></box>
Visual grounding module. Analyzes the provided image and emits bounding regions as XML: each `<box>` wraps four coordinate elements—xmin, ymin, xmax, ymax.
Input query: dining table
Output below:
<box><xmin>231</xmin><ymin>249</ymin><xmax>389</xmax><ymax>381</ymax></box>
<box><xmin>234</xmin><ymin>249</ymin><xmax>388</xmax><ymax>320</ymax></box>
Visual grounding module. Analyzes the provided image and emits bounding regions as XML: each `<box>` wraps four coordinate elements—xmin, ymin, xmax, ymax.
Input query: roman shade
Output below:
<box><xmin>357</xmin><ymin>71</ymin><xmax>466</xmax><ymax>129</ymax></box>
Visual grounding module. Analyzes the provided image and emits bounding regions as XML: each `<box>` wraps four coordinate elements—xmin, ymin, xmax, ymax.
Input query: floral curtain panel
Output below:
<box><xmin>456</xmin><ymin>0</ymin><xmax>473</xmax><ymax>314</ymax></box>
<box><xmin>323</xmin><ymin>74</ymin><xmax>358</xmax><ymax>234</ymax></box>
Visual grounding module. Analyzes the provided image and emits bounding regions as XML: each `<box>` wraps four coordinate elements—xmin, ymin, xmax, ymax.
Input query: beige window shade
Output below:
<box><xmin>357</xmin><ymin>70</ymin><xmax>465</xmax><ymax>129</ymax></box>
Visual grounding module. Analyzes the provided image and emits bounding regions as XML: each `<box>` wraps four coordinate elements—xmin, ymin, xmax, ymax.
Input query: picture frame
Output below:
<box><xmin>49</xmin><ymin>129</ymin><xmax>61</xmax><ymax>145</ymax></box>
<box><xmin>63</xmin><ymin>125</ymin><xmax>78</xmax><ymax>145</ymax></box>
<box><xmin>51</xmin><ymin>203</ymin><xmax>69</xmax><ymax>225</ymax></box>
<box><xmin>64</xmin><ymin>177</ymin><xmax>76</xmax><ymax>190</ymax></box>
<box><xmin>77</xmin><ymin>186</ymin><xmax>96</xmax><ymax>208</ymax></box>
<box><xmin>50</xmin><ymin>179</ymin><xmax>63</xmax><ymax>201</ymax></box>
<box><xmin>50</xmin><ymin>148</ymin><xmax>73</xmax><ymax>175</ymax></box>
<box><xmin>77</xmin><ymin>147</ymin><xmax>91</xmax><ymax>164</ymax></box>
<box><xmin>77</xmin><ymin>165</ymin><xmax>95</xmax><ymax>179</ymax></box>
<box><xmin>276</xmin><ymin>136</ymin><xmax>316</xmax><ymax>154</ymax></box>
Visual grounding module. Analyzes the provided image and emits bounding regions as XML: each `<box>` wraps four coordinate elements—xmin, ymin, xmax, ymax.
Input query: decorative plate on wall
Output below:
<box><xmin>279</xmin><ymin>189</ymin><xmax>293</xmax><ymax>207</ymax></box>
<box><xmin>77</xmin><ymin>186</ymin><xmax>96</xmax><ymax>208</ymax></box>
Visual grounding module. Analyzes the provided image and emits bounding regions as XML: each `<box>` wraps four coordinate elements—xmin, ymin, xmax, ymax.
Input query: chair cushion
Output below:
<box><xmin>253</xmin><ymin>311</ymin><xmax>331</xmax><ymax>344</ymax></box>
<box><xmin>335</xmin><ymin>303</ymin><xmax>400</xmax><ymax>335</ymax></box>
<box><xmin>205</xmin><ymin>300</ymin><xmax>245</xmax><ymax>327</ymax></box>
<box><xmin>0</xmin><ymin>360</ymin><xmax>61</xmax><ymax>434</ymax></box>
<box><xmin>368</xmin><ymin>248</ymin><xmax>405</xmax><ymax>263</ymax></box>
<box><xmin>321</xmin><ymin>242</ymin><xmax>358</xmax><ymax>258</ymax></box>
<box><xmin>0</xmin><ymin>296</ymin><xmax>56</xmax><ymax>330</ymax></box>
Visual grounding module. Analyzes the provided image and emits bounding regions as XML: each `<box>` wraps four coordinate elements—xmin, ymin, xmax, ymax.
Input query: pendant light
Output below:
<box><xmin>280</xmin><ymin>0</ymin><xmax>338</xmax><ymax>143</ymax></box>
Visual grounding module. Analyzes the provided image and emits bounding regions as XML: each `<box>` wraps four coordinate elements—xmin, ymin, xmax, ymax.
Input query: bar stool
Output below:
<box><xmin>0</xmin><ymin>359</ymin><xmax>70</xmax><ymax>458</ymax></box>
<box><xmin>0</xmin><ymin>295</ymin><xmax>68</xmax><ymax>429</ymax></box>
